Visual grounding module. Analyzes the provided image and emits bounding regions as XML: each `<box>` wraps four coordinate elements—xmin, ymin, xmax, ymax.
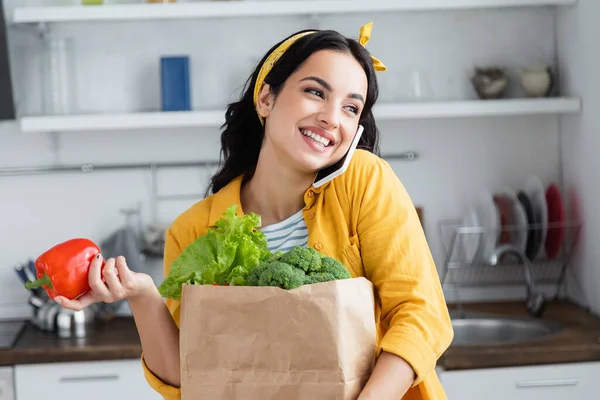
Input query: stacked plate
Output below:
<box><xmin>457</xmin><ymin>176</ymin><xmax>565</xmax><ymax>264</ymax></box>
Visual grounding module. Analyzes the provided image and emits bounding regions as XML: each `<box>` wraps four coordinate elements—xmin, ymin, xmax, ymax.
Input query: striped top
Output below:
<box><xmin>260</xmin><ymin>210</ymin><xmax>309</xmax><ymax>253</ymax></box>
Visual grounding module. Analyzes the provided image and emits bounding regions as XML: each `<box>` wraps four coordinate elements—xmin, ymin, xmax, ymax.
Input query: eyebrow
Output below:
<box><xmin>300</xmin><ymin>76</ymin><xmax>365</xmax><ymax>103</ymax></box>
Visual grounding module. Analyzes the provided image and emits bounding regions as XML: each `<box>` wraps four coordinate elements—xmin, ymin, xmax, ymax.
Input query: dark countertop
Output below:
<box><xmin>0</xmin><ymin>317</ymin><xmax>142</xmax><ymax>366</ymax></box>
<box><xmin>1</xmin><ymin>301</ymin><xmax>599</xmax><ymax>370</ymax></box>
<box><xmin>440</xmin><ymin>300</ymin><xmax>600</xmax><ymax>370</ymax></box>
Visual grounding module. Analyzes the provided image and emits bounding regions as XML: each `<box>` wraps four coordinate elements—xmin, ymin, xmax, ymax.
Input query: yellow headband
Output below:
<box><xmin>253</xmin><ymin>22</ymin><xmax>387</xmax><ymax>126</ymax></box>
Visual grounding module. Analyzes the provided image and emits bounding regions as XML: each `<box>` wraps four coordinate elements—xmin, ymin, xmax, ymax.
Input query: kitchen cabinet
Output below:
<box><xmin>14</xmin><ymin>359</ymin><xmax>161</xmax><ymax>400</ymax></box>
<box><xmin>0</xmin><ymin>367</ymin><xmax>14</xmax><ymax>400</ymax></box>
<box><xmin>440</xmin><ymin>361</ymin><xmax>600</xmax><ymax>400</ymax></box>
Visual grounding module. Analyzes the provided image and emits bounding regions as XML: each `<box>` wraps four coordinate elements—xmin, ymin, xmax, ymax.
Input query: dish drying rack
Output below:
<box><xmin>438</xmin><ymin>219</ymin><xmax>582</xmax><ymax>308</ymax></box>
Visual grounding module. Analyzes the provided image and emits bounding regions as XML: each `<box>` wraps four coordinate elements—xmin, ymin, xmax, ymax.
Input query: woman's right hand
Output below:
<box><xmin>54</xmin><ymin>253</ymin><xmax>156</xmax><ymax>311</ymax></box>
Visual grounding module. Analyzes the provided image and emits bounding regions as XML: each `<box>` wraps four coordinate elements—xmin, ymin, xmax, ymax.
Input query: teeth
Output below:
<box><xmin>301</xmin><ymin>129</ymin><xmax>330</xmax><ymax>147</ymax></box>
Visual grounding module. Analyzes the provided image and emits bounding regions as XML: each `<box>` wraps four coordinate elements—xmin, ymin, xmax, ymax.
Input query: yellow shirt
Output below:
<box><xmin>142</xmin><ymin>149</ymin><xmax>453</xmax><ymax>400</ymax></box>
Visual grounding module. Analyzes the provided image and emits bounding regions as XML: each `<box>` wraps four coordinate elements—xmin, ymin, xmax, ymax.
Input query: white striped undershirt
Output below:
<box><xmin>260</xmin><ymin>210</ymin><xmax>309</xmax><ymax>253</ymax></box>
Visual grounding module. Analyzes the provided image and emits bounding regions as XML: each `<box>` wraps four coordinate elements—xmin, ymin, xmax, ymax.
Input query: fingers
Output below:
<box><xmin>57</xmin><ymin>255</ymin><xmax>138</xmax><ymax>311</ymax></box>
<box><xmin>115</xmin><ymin>256</ymin><xmax>136</xmax><ymax>293</ymax></box>
<box><xmin>103</xmin><ymin>256</ymin><xmax>126</xmax><ymax>299</ymax></box>
<box><xmin>101</xmin><ymin>255</ymin><xmax>136</xmax><ymax>302</ymax></box>
<box><xmin>54</xmin><ymin>292</ymin><xmax>96</xmax><ymax>312</ymax></box>
<box><xmin>89</xmin><ymin>254</ymin><xmax>111</xmax><ymax>300</ymax></box>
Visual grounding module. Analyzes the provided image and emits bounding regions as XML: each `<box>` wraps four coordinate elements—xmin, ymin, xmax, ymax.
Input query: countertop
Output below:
<box><xmin>0</xmin><ymin>300</ymin><xmax>599</xmax><ymax>370</ymax></box>
<box><xmin>0</xmin><ymin>317</ymin><xmax>142</xmax><ymax>366</ymax></box>
<box><xmin>439</xmin><ymin>300</ymin><xmax>600</xmax><ymax>370</ymax></box>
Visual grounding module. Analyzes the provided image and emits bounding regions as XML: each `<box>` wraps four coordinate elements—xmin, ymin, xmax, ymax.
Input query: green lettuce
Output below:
<box><xmin>157</xmin><ymin>205</ymin><xmax>271</xmax><ymax>300</ymax></box>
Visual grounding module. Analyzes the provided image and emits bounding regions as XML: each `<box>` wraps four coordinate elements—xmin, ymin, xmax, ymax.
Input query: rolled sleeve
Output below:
<box><xmin>378</xmin><ymin>326</ymin><xmax>438</xmax><ymax>385</ymax></box>
<box><xmin>142</xmin><ymin>354</ymin><xmax>182</xmax><ymax>400</ymax></box>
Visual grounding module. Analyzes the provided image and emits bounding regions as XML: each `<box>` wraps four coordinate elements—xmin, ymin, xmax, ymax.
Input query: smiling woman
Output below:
<box><xmin>54</xmin><ymin>22</ymin><xmax>453</xmax><ymax>400</ymax></box>
<box><xmin>160</xmin><ymin>22</ymin><xmax>452</xmax><ymax>400</ymax></box>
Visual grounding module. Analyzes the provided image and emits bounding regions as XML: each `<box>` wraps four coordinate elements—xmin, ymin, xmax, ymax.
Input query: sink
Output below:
<box><xmin>451</xmin><ymin>314</ymin><xmax>565</xmax><ymax>346</ymax></box>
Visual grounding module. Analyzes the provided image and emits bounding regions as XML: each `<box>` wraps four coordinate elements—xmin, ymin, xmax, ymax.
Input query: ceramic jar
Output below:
<box><xmin>471</xmin><ymin>67</ymin><xmax>508</xmax><ymax>99</ymax></box>
<box><xmin>520</xmin><ymin>66</ymin><xmax>553</xmax><ymax>97</ymax></box>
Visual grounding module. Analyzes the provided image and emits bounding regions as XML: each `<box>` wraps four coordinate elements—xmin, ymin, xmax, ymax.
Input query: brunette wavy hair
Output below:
<box><xmin>206</xmin><ymin>29</ymin><xmax>381</xmax><ymax>196</ymax></box>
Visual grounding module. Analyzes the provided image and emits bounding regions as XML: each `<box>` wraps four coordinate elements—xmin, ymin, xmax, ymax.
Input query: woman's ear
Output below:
<box><xmin>256</xmin><ymin>83</ymin><xmax>274</xmax><ymax>120</ymax></box>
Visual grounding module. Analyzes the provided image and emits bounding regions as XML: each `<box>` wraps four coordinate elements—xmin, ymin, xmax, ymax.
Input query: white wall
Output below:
<box><xmin>0</xmin><ymin>2</ymin><xmax>565</xmax><ymax>318</ymax></box>
<box><xmin>557</xmin><ymin>0</ymin><xmax>600</xmax><ymax>314</ymax></box>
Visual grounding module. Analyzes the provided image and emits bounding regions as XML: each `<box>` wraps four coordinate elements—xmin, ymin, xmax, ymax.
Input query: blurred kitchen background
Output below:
<box><xmin>0</xmin><ymin>0</ymin><xmax>599</xmax><ymax>399</ymax></box>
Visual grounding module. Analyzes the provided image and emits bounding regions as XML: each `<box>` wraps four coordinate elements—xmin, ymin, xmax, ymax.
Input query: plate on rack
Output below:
<box><xmin>472</xmin><ymin>190</ymin><xmax>500</xmax><ymax>263</ymax></box>
<box><xmin>518</xmin><ymin>190</ymin><xmax>539</xmax><ymax>261</ymax></box>
<box><xmin>501</xmin><ymin>189</ymin><xmax>528</xmax><ymax>253</ymax></box>
<box><xmin>525</xmin><ymin>175</ymin><xmax>548</xmax><ymax>261</ymax></box>
<box><xmin>493</xmin><ymin>194</ymin><xmax>511</xmax><ymax>247</ymax></box>
<box><xmin>545</xmin><ymin>183</ymin><xmax>565</xmax><ymax>260</ymax></box>
<box><xmin>457</xmin><ymin>204</ymin><xmax>480</xmax><ymax>264</ymax></box>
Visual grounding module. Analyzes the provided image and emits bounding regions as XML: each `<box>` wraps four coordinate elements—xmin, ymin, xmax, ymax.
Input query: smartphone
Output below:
<box><xmin>312</xmin><ymin>124</ymin><xmax>364</xmax><ymax>188</ymax></box>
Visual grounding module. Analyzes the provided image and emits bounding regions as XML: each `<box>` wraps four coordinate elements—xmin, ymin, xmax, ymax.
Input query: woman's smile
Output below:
<box><xmin>299</xmin><ymin>125</ymin><xmax>336</xmax><ymax>153</ymax></box>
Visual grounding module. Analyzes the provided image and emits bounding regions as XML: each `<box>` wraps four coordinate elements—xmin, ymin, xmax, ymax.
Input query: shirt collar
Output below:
<box><xmin>208</xmin><ymin>175</ymin><xmax>331</xmax><ymax>224</ymax></box>
<box><xmin>309</xmin><ymin>180</ymin><xmax>331</xmax><ymax>193</ymax></box>
<box><xmin>208</xmin><ymin>175</ymin><xmax>244</xmax><ymax>226</ymax></box>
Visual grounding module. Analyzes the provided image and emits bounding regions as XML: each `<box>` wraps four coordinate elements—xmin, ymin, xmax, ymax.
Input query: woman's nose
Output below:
<box><xmin>317</xmin><ymin>103</ymin><xmax>341</xmax><ymax>129</ymax></box>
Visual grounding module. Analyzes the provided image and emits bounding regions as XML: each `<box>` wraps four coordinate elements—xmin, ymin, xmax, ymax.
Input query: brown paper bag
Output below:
<box><xmin>180</xmin><ymin>277</ymin><xmax>377</xmax><ymax>400</ymax></box>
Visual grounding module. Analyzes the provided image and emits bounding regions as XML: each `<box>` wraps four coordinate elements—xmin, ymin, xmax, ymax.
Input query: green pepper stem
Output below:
<box><xmin>25</xmin><ymin>273</ymin><xmax>53</xmax><ymax>290</ymax></box>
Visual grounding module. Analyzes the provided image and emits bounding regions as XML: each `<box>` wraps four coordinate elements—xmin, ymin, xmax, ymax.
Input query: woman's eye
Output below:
<box><xmin>346</xmin><ymin>105</ymin><xmax>359</xmax><ymax>115</ymax></box>
<box><xmin>306</xmin><ymin>88</ymin><xmax>324</xmax><ymax>98</ymax></box>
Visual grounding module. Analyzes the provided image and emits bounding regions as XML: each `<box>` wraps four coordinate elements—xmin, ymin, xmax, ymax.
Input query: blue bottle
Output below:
<box><xmin>160</xmin><ymin>56</ymin><xmax>191</xmax><ymax>112</ymax></box>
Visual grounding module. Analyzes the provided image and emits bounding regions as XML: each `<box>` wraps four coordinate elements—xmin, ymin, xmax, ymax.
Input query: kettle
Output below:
<box><xmin>31</xmin><ymin>298</ymin><xmax>100</xmax><ymax>338</ymax></box>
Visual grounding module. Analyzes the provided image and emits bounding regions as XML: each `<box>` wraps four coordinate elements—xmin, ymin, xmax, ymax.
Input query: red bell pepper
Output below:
<box><xmin>25</xmin><ymin>238</ymin><xmax>104</xmax><ymax>300</ymax></box>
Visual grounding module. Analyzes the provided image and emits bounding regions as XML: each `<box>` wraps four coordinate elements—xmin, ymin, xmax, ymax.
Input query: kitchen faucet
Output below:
<box><xmin>488</xmin><ymin>244</ymin><xmax>546</xmax><ymax>317</ymax></box>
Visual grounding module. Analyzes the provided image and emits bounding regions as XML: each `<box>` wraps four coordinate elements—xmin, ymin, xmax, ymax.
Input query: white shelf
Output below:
<box><xmin>20</xmin><ymin>109</ymin><xmax>224</xmax><ymax>133</ymax></box>
<box><xmin>19</xmin><ymin>98</ymin><xmax>581</xmax><ymax>134</ymax></box>
<box><xmin>373</xmin><ymin>97</ymin><xmax>581</xmax><ymax>120</ymax></box>
<box><xmin>12</xmin><ymin>0</ymin><xmax>577</xmax><ymax>24</ymax></box>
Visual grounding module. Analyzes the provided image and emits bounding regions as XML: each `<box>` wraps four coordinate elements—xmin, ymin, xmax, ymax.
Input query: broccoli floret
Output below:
<box><xmin>304</xmin><ymin>272</ymin><xmax>336</xmax><ymax>285</ymax></box>
<box><xmin>256</xmin><ymin>261</ymin><xmax>306</xmax><ymax>290</ymax></box>
<box><xmin>320</xmin><ymin>256</ymin><xmax>351</xmax><ymax>280</ymax></box>
<box><xmin>247</xmin><ymin>247</ymin><xmax>350</xmax><ymax>289</ymax></box>
<box><xmin>279</xmin><ymin>246</ymin><xmax>322</xmax><ymax>273</ymax></box>
<box><xmin>304</xmin><ymin>257</ymin><xmax>351</xmax><ymax>285</ymax></box>
<box><xmin>247</xmin><ymin>261</ymin><xmax>270</xmax><ymax>286</ymax></box>
<box><xmin>267</xmin><ymin>250</ymin><xmax>284</xmax><ymax>262</ymax></box>
<box><xmin>247</xmin><ymin>250</ymin><xmax>286</xmax><ymax>286</ymax></box>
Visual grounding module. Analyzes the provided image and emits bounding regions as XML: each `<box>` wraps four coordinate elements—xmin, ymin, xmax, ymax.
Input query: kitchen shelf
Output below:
<box><xmin>20</xmin><ymin>109</ymin><xmax>224</xmax><ymax>134</ymax></box>
<box><xmin>373</xmin><ymin>97</ymin><xmax>581</xmax><ymax>120</ymax></box>
<box><xmin>19</xmin><ymin>97</ymin><xmax>581</xmax><ymax>134</ymax></box>
<box><xmin>12</xmin><ymin>0</ymin><xmax>577</xmax><ymax>24</ymax></box>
